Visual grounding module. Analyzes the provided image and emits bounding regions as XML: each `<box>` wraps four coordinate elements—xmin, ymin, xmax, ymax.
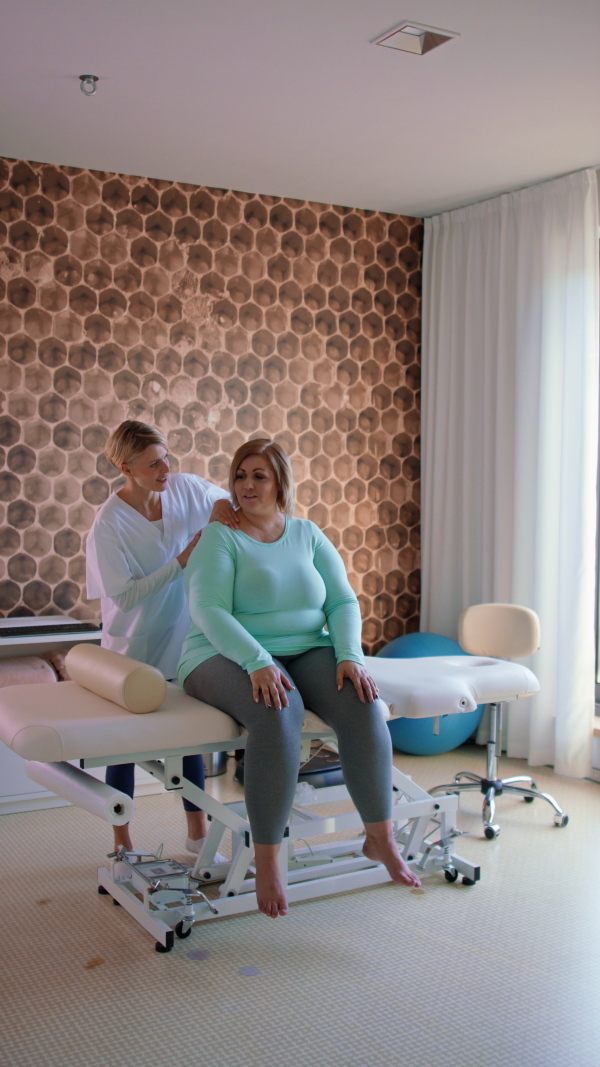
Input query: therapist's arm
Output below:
<box><xmin>110</xmin><ymin>558</ymin><xmax>182</xmax><ymax>612</ymax></box>
<box><xmin>112</xmin><ymin>529</ymin><xmax>204</xmax><ymax>612</ymax></box>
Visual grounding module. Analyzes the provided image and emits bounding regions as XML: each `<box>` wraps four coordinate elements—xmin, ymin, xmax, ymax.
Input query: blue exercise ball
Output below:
<box><xmin>377</xmin><ymin>632</ymin><xmax>484</xmax><ymax>756</ymax></box>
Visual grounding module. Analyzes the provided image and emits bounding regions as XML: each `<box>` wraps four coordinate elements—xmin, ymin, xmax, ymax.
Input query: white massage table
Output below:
<box><xmin>0</xmin><ymin>645</ymin><xmax>538</xmax><ymax>952</ymax></box>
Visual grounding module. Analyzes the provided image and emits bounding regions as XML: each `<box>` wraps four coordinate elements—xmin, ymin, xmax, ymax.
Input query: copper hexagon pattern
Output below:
<box><xmin>0</xmin><ymin>157</ymin><xmax>422</xmax><ymax>653</ymax></box>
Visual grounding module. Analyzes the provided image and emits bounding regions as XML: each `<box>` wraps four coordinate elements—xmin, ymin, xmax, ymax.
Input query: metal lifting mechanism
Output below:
<box><xmin>4</xmin><ymin>643</ymin><xmax>528</xmax><ymax>955</ymax></box>
<box><xmin>93</xmin><ymin>753</ymin><xmax>479</xmax><ymax>952</ymax></box>
<box><xmin>99</xmin><ymin>845</ymin><xmax>217</xmax><ymax>952</ymax></box>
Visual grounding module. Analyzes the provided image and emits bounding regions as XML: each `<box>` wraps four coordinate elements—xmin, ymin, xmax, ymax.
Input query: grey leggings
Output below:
<box><xmin>183</xmin><ymin>646</ymin><xmax>392</xmax><ymax>845</ymax></box>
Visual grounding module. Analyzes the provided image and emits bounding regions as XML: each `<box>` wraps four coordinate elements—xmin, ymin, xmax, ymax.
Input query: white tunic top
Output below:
<box><xmin>86</xmin><ymin>473</ymin><xmax>229</xmax><ymax>678</ymax></box>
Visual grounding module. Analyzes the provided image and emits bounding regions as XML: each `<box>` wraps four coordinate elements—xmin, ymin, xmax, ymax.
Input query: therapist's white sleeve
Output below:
<box><xmin>110</xmin><ymin>558</ymin><xmax>182</xmax><ymax>612</ymax></box>
<box><xmin>87</xmin><ymin>520</ymin><xmax>183</xmax><ymax>607</ymax></box>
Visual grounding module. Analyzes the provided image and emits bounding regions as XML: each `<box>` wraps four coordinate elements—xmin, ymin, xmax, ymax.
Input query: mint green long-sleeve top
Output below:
<box><xmin>177</xmin><ymin>517</ymin><xmax>365</xmax><ymax>685</ymax></box>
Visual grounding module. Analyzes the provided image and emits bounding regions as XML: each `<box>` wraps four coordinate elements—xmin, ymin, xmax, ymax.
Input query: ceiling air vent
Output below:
<box><xmin>372</xmin><ymin>21</ymin><xmax>459</xmax><ymax>56</ymax></box>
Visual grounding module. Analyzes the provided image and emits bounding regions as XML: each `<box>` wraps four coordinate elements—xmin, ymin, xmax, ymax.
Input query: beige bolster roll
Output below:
<box><xmin>64</xmin><ymin>644</ymin><xmax>167</xmax><ymax>714</ymax></box>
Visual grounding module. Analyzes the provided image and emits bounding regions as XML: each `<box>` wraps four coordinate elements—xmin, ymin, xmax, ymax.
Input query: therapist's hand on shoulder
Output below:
<box><xmin>249</xmin><ymin>666</ymin><xmax>295</xmax><ymax>710</ymax></box>
<box><xmin>176</xmin><ymin>532</ymin><xmax>202</xmax><ymax>569</ymax></box>
<box><xmin>336</xmin><ymin>661</ymin><xmax>379</xmax><ymax>704</ymax></box>
<box><xmin>209</xmin><ymin>499</ymin><xmax>240</xmax><ymax>529</ymax></box>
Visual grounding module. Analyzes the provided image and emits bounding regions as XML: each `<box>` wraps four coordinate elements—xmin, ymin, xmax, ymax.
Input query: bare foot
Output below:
<box><xmin>254</xmin><ymin>858</ymin><xmax>289</xmax><ymax>918</ymax></box>
<box><xmin>363</xmin><ymin>834</ymin><xmax>422</xmax><ymax>888</ymax></box>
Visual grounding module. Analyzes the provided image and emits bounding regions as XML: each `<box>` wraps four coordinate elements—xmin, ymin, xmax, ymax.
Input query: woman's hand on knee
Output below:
<box><xmin>336</xmin><ymin>661</ymin><xmax>379</xmax><ymax>704</ymax></box>
<box><xmin>249</xmin><ymin>666</ymin><xmax>295</xmax><ymax>710</ymax></box>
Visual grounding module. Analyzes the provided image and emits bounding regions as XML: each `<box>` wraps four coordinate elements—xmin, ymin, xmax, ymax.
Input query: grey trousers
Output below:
<box><xmin>183</xmin><ymin>646</ymin><xmax>392</xmax><ymax>844</ymax></box>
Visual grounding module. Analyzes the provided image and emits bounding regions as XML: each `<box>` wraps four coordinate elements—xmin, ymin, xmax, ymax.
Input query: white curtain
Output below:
<box><xmin>421</xmin><ymin>168</ymin><xmax>599</xmax><ymax>778</ymax></box>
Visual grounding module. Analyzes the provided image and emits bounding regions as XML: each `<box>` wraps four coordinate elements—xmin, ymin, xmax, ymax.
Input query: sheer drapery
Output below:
<box><xmin>421</xmin><ymin>169</ymin><xmax>599</xmax><ymax>777</ymax></box>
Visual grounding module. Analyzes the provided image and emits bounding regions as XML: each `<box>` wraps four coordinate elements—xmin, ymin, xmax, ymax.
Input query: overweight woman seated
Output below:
<box><xmin>178</xmin><ymin>439</ymin><xmax>421</xmax><ymax>918</ymax></box>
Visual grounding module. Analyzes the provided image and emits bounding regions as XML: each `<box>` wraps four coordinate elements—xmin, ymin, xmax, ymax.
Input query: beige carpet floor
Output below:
<box><xmin>2</xmin><ymin>745</ymin><xmax>599</xmax><ymax>1067</ymax></box>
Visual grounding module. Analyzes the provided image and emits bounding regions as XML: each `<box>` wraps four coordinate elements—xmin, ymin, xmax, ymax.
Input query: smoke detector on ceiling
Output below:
<box><xmin>372</xmin><ymin>21</ymin><xmax>459</xmax><ymax>56</ymax></box>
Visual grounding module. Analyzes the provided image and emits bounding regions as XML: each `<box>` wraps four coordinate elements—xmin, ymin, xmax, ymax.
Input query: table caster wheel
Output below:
<box><xmin>98</xmin><ymin>885</ymin><xmax>109</xmax><ymax>895</ymax></box>
<box><xmin>175</xmin><ymin>921</ymin><xmax>192</xmax><ymax>939</ymax></box>
<box><xmin>155</xmin><ymin>932</ymin><xmax>174</xmax><ymax>953</ymax></box>
<box><xmin>462</xmin><ymin>877</ymin><xmax>476</xmax><ymax>886</ymax></box>
<box><xmin>484</xmin><ymin>824</ymin><xmax>500</xmax><ymax>840</ymax></box>
<box><xmin>444</xmin><ymin>868</ymin><xmax>459</xmax><ymax>883</ymax></box>
<box><xmin>554</xmin><ymin>813</ymin><xmax>569</xmax><ymax>827</ymax></box>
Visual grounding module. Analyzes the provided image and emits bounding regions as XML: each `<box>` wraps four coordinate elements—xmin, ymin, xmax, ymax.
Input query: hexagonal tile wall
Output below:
<box><xmin>0</xmin><ymin>157</ymin><xmax>422</xmax><ymax>653</ymax></box>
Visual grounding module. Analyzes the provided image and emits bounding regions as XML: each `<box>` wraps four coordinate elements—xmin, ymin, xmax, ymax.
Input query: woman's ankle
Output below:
<box><xmin>185</xmin><ymin>811</ymin><xmax>207</xmax><ymax>841</ymax></box>
<box><xmin>363</xmin><ymin>819</ymin><xmax>395</xmax><ymax>844</ymax></box>
<box><xmin>254</xmin><ymin>843</ymin><xmax>281</xmax><ymax>865</ymax></box>
<box><xmin>113</xmin><ymin>828</ymin><xmax>133</xmax><ymax>851</ymax></box>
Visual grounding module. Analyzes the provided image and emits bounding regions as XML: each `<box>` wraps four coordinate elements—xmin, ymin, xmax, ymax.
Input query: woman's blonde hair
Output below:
<box><xmin>230</xmin><ymin>439</ymin><xmax>295</xmax><ymax>516</ymax></box>
<box><xmin>104</xmin><ymin>421</ymin><xmax>167</xmax><ymax>471</ymax></box>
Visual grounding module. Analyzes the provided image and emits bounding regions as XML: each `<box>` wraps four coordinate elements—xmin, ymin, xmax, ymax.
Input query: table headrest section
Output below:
<box><xmin>64</xmin><ymin>644</ymin><xmax>166</xmax><ymax>714</ymax></box>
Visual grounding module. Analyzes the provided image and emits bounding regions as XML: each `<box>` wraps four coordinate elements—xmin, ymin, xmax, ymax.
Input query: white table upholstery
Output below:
<box><xmin>0</xmin><ymin>681</ymin><xmax>240</xmax><ymax>763</ymax></box>
<box><xmin>0</xmin><ymin>680</ymin><xmax>349</xmax><ymax>763</ymax></box>
<box><xmin>364</xmin><ymin>655</ymin><xmax>539</xmax><ymax>717</ymax></box>
<box><xmin>0</xmin><ymin>655</ymin><xmax>538</xmax><ymax>765</ymax></box>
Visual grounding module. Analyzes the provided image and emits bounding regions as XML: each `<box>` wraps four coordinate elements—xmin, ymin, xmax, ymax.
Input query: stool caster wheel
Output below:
<box><xmin>444</xmin><ymin>868</ymin><xmax>459</xmax><ymax>883</ymax></box>
<box><xmin>524</xmin><ymin>795</ymin><xmax>535</xmax><ymax>803</ymax></box>
<box><xmin>155</xmin><ymin>932</ymin><xmax>174</xmax><ymax>953</ymax></box>
<box><xmin>98</xmin><ymin>885</ymin><xmax>109</xmax><ymax>895</ymax></box>
<box><xmin>484</xmin><ymin>824</ymin><xmax>500</xmax><ymax>840</ymax></box>
<box><xmin>462</xmin><ymin>877</ymin><xmax>476</xmax><ymax>886</ymax></box>
<box><xmin>554</xmin><ymin>813</ymin><xmax>569</xmax><ymax>827</ymax></box>
<box><xmin>175</xmin><ymin>921</ymin><xmax>192</xmax><ymax>939</ymax></box>
<box><xmin>113</xmin><ymin>898</ymin><xmax>121</xmax><ymax>906</ymax></box>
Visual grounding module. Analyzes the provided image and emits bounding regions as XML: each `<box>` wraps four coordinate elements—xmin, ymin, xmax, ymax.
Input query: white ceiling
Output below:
<box><xmin>2</xmin><ymin>0</ymin><xmax>599</xmax><ymax>217</ymax></box>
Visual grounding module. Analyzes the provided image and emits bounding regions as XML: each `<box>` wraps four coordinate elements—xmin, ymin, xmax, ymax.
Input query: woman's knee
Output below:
<box><xmin>247</xmin><ymin>701</ymin><xmax>304</xmax><ymax>741</ymax></box>
<box><xmin>331</xmin><ymin>699</ymin><xmax>392</xmax><ymax>747</ymax></box>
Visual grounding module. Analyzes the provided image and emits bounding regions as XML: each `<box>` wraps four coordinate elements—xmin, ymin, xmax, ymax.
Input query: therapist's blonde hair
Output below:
<box><xmin>105</xmin><ymin>421</ymin><xmax>167</xmax><ymax>471</ymax></box>
<box><xmin>230</xmin><ymin>439</ymin><xmax>295</xmax><ymax>516</ymax></box>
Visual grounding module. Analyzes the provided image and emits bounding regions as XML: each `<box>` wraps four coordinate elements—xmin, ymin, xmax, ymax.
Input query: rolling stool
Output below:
<box><xmin>429</xmin><ymin>603</ymin><xmax>569</xmax><ymax>838</ymax></box>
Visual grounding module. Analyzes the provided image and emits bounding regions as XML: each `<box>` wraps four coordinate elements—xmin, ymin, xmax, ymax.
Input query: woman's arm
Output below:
<box><xmin>311</xmin><ymin>527</ymin><xmax>365</xmax><ymax>665</ymax></box>
<box><xmin>311</xmin><ymin>526</ymin><xmax>381</xmax><ymax>702</ymax></box>
<box><xmin>185</xmin><ymin>525</ymin><xmax>274</xmax><ymax>675</ymax></box>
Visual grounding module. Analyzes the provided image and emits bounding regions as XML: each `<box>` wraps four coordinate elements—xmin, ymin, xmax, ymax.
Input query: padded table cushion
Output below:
<box><xmin>0</xmin><ymin>655</ymin><xmax>537</xmax><ymax>763</ymax></box>
<box><xmin>365</xmin><ymin>655</ymin><xmax>539</xmax><ymax>718</ymax></box>
<box><xmin>0</xmin><ymin>681</ymin><xmax>343</xmax><ymax>763</ymax></box>
<box><xmin>0</xmin><ymin>681</ymin><xmax>242</xmax><ymax>763</ymax></box>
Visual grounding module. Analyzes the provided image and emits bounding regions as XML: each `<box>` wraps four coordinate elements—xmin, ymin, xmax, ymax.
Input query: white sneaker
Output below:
<box><xmin>185</xmin><ymin>837</ymin><xmax>229</xmax><ymax>864</ymax></box>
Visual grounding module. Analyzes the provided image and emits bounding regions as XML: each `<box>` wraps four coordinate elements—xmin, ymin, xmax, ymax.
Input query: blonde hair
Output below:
<box><xmin>230</xmin><ymin>439</ymin><xmax>295</xmax><ymax>516</ymax></box>
<box><xmin>104</xmin><ymin>421</ymin><xmax>167</xmax><ymax>471</ymax></box>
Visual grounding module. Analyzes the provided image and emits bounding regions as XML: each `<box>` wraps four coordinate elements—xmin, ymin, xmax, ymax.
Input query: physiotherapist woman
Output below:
<box><xmin>86</xmin><ymin>420</ymin><xmax>238</xmax><ymax>855</ymax></box>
